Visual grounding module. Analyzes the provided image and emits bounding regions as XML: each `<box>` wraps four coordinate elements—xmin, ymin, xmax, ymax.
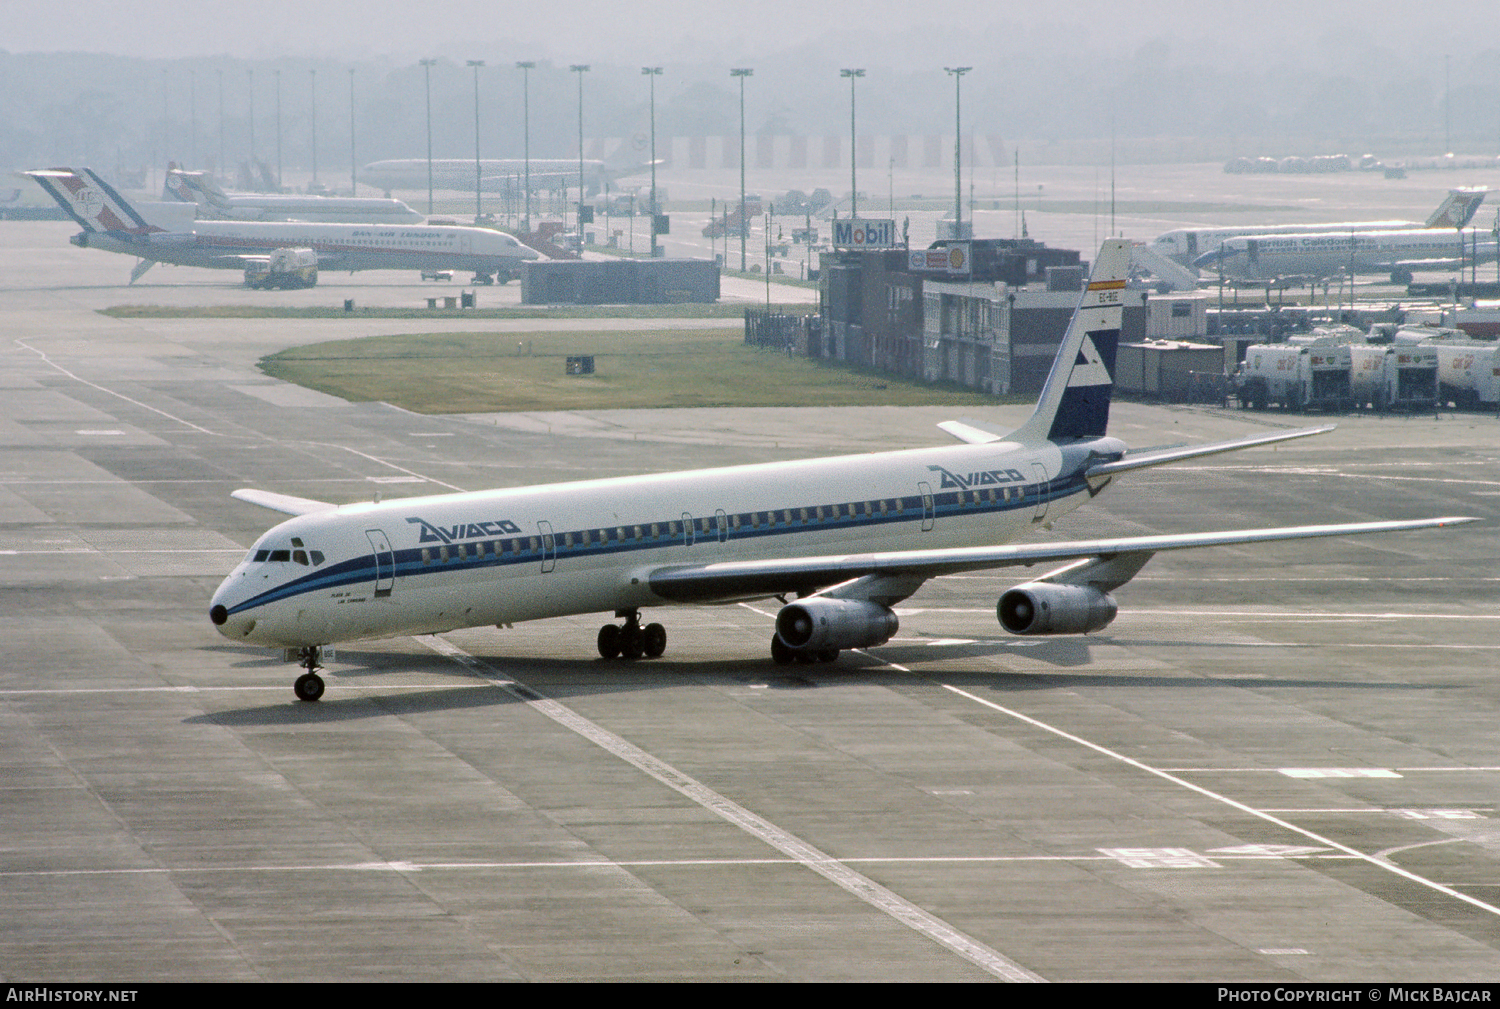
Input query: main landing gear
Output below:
<box><xmin>597</xmin><ymin>610</ymin><xmax>666</xmax><ymax>660</ymax></box>
<box><xmin>293</xmin><ymin>646</ymin><xmax>325</xmax><ymax>702</ymax></box>
<box><xmin>769</xmin><ymin>637</ymin><xmax>840</xmax><ymax>665</ymax></box>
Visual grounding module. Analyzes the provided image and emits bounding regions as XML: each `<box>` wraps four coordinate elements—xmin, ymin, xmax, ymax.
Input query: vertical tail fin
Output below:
<box><xmin>164</xmin><ymin>168</ymin><xmax>231</xmax><ymax>213</ymax></box>
<box><xmin>25</xmin><ymin>168</ymin><xmax>159</xmax><ymax>233</ymax></box>
<box><xmin>1008</xmin><ymin>238</ymin><xmax>1132</xmax><ymax>446</ymax></box>
<box><xmin>1426</xmin><ymin>188</ymin><xmax>1487</xmax><ymax>229</ymax></box>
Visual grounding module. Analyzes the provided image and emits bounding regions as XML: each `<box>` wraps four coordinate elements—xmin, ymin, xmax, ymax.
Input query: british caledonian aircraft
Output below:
<box><xmin>209</xmin><ymin>239</ymin><xmax>1473</xmax><ymax>701</ymax></box>
<box><xmin>26</xmin><ymin>168</ymin><xmax>536</xmax><ymax>284</ymax></box>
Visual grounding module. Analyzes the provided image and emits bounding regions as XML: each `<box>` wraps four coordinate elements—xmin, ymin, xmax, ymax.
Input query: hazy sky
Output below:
<box><xmin>9</xmin><ymin>1</ymin><xmax>1499</xmax><ymax>64</ymax></box>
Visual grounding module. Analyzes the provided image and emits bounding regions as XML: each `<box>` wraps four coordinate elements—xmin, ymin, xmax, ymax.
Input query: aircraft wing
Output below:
<box><xmin>231</xmin><ymin>488</ymin><xmax>337</xmax><ymax>516</ymax></box>
<box><xmin>645</xmin><ymin>515</ymin><xmax>1474</xmax><ymax>603</ymax></box>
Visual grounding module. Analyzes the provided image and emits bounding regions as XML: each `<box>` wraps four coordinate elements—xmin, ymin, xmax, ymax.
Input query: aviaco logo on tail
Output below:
<box><xmin>926</xmin><ymin>465</ymin><xmax>1027</xmax><ymax>490</ymax></box>
<box><xmin>406</xmin><ymin>516</ymin><xmax>522</xmax><ymax>544</ymax></box>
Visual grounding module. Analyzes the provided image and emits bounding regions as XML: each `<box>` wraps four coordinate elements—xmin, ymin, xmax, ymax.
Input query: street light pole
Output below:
<box><xmin>731</xmin><ymin>68</ymin><xmax>753</xmax><ymax>272</ymax></box>
<box><xmin>841</xmin><ymin>68</ymin><xmax>863</xmax><ymax>219</ymax></box>
<box><xmin>571</xmin><ymin>65</ymin><xmax>590</xmax><ymax>237</ymax></box>
<box><xmin>309</xmin><ymin>69</ymin><xmax>317</xmax><ymax>188</ymax></box>
<box><xmin>944</xmin><ymin>66</ymin><xmax>971</xmax><ymax>239</ymax></box>
<box><xmin>468</xmin><ymin>60</ymin><xmax>485</xmax><ymax>222</ymax></box>
<box><xmin>516</xmin><ymin>61</ymin><xmax>535</xmax><ymax>233</ymax></box>
<box><xmin>420</xmin><ymin>59</ymin><xmax>436</xmax><ymax>215</ymax></box>
<box><xmin>348</xmin><ymin>68</ymin><xmax>356</xmax><ymax>197</ymax></box>
<box><xmin>247</xmin><ymin>69</ymin><xmax>255</xmax><ymax>177</ymax></box>
<box><xmin>216</xmin><ymin>68</ymin><xmax>224</xmax><ymax>179</ymax></box>
<box><xmin>642</xmin><ymin>66</ymin><xmax>662</xmax><ymax>258</ymax></box>
<box><xmin>274</xmin><ymin>69</ymin><xmax>282</xmax><ymax>191</ymax></box>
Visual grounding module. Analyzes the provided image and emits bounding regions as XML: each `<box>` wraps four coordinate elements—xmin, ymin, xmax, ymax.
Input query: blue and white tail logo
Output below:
<box><xmin>1010</xmin><ymin>239</ymin><xmax>1130</xmax><ymax>446</ymax></box>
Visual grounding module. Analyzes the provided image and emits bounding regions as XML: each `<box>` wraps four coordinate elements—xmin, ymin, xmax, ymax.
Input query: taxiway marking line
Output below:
<box><xmin>14</xmin><ymin>338</ymin><xmax>217</xmax><ymax>436</ymax></box>
<box><xmin>419</xmin><ymin>634</ymin><xmax>1045</xmax><ymax>983</ymax></box>
<box><xmin>937</xmin><ymin>682</ymin><xmax>1500</xmax><ymax>920</ymax></box>
<box><xmin>0</xmin><ymin>851</ymin><xmax>1365</xmax><ymax>879</ymax></box>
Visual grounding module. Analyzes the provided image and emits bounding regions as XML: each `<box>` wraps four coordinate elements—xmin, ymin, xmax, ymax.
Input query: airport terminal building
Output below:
<box><xmin>809</xmin><ymin>238</ymin><xmax>1152</xmax><ymax>396</ymax></box>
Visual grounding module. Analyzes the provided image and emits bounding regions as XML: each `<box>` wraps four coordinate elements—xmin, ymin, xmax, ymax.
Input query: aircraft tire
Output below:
<box><xmin>817</xmin><ymin>649</ymin><xmax>839</xmax><ymax>663</ymax></box>
<box><xmin>597</xmin><ymin>624</ymin><xmax>622</xmax><ymax>659</ymax></box>
<box><xmin>643</xmin><ymin>623</ymin><xmax>667</xmax><ymax>658</ymax></box>
<box><xmin>294</xmin><ymin>672</ymin><xmax>325</xmax><ymax>702</ymax></box>
<box><xmin>770</xmin><ymin>635</ymin><xmax>795</xmax><ymax>665</ymax></box>
<box><xmin>620</xmin><ymin>625</ymin><xmax>645</xmax><ymax>660</ymax></box>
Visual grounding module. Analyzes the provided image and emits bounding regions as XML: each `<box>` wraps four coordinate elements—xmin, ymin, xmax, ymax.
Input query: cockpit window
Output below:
<box><xmin>251</xmin><ymin>539</ymin><xmax>325</xmax><ymax>566</ymax></box>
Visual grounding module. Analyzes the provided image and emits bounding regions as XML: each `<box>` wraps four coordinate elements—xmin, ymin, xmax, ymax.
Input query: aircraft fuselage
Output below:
<box><xmin>209</xmin><ymin>437</ymin><xmax>1117</xmax><ymax>650</ymax></box>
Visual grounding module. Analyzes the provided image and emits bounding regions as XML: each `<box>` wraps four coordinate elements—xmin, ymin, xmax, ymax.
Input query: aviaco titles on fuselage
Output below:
<box><xmin>205</xmin><ymin>237</ymin><xmax>1473</xmax><ymax>702</ymax></box>
<box><xmin>1149</xmin><ymin>187</ymin><xmax>1487</xmax><ymax>268</ymax></box>
<box><xmin>27</xmin><ymin>167</ymin><xmax>536</xmax><ymax>285</ymax></box>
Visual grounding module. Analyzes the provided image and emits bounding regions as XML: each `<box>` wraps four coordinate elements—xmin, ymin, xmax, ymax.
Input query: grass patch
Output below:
<box><xmin>258</xmin><ymin>328</ymin><xmax>1008</xmax><ymax>414</ymax></box>
<box><xmin>100</xmin><ymin>303</ymin><xmax>811</xmax><ymax>320</ymax></box>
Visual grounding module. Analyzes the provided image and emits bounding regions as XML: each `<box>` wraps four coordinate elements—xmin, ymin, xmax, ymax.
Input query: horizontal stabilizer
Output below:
<box><xmin>1085</xmin><ymin>425</ymin><xmax>1334</xmax><ymax>482</ymax></box>
<box><xmin>231</xmin><ymin>488</ymin><xmax>337</xmax><ymax>516</ymax></box>
<box><xmin>936</xmin><ymin>419</ymin><xmax>1011</xmax><ymax>445</ymax></box>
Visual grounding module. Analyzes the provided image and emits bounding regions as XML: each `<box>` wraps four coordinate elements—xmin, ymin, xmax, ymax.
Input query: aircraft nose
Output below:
<box><xmin>209</xmin><ymin>581</ymin><xmax>257</xmax><ymax>639</ymax></box>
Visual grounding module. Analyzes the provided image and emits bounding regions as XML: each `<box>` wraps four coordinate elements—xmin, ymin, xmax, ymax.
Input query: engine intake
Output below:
<box><xmin>997</xmin><ymin>583</ymin><xmax>1118</xmax><ymax>635</ymax></box>
<box><xmin>775</xmin><ymin>598</ymin><xmax>899</xmax><ymax>652</ymax></box>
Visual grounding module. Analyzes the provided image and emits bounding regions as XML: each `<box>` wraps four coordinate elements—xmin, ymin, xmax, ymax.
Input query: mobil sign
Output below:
<box><xmin>833</xmin><ymin>219</ymin><xmax>897</xmax><ymax>249</ymax></box>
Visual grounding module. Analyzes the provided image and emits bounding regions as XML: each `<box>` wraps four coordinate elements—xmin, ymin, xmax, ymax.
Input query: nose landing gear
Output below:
<box><xmin>293</xmin><ymin>646</ymin><xmax>325</xmax><ymax>702</ymax></box>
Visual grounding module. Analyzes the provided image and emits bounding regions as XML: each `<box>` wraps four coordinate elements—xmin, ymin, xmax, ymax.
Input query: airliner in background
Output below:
<box><xmin>206</xmin><ymin>238</ymin><xmax>1472</xmax><ymax>702</ymax></box>
<box><xmin>163</xmin><ymin>167</ymin><xmax>426</xmax><ymax>225</ymax></box>
<box><xmin>1148</xmin><ymin>187</ymin><xmax>1488</xmax><ymax>267</ymax></box>
<box><xmin>360</xmin><ymin>152</ymin><xmax>654</xmax><ymax>197</ymax></box>
<box><xmin>1192</xmin><ymin>227</ymin><xmax>1498</xmax><ymax>284</ymax></box>
<box><xmin>27</xmin><ymin>167</ymin><xmax>536</xmax><ymax>284</ymax></box>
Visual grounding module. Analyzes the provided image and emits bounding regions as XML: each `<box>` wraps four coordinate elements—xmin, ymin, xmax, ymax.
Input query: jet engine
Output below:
<box><xmin>997</xmin><ymin>583</ymin><xmax>1117</xmax><ymax>635</ymax></box>
<box><xmin>775</xmin><ymin>598</ymin><xmax>899</xmax><ymax>653</ymax></box>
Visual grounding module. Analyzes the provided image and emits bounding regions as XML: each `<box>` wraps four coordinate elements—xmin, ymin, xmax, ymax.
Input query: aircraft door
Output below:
<box><xmin>1031</xmin><ymin>463</ymin><xmax>1049</xmax><ymax>523</ymax></box>
<box><xmin>918</xmin><ymin>481</ymin><xmax>935</xmax><ymax>532</ymax></box>
<box><xmin>682</xmin><ymin>512</ymin><xmax>695</xmax><ymax>546</ymax></box>
<box><xmin>537</xmin><ymin>520</ymin><xmax>556</xmax><ymax>573</ymax></box>
<box><xmin>365</xmin><ymin>529</ymin><xmax>394</xmax><ymax>597</ymax></box>
<box><xmin>715</xmin><ymin>509</ymin><xmax>728</xmax><ymax>543</ymax></box>
<box><xmin>1185</xmin><ymin>232</ymin><xmax>1198</xmax><ymax>258</ymax></box>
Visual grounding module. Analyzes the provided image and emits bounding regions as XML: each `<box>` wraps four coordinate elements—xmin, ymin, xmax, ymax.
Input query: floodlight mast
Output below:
<box><xmin>944</xmin><ymin>67</ymin><xmax>971</xmax><ymax>238</ymax></box>
<box><xmin>731</xmin><ymin>68</ymin><xmax>753</xmax><ymax>271</ymax></box>
<box><xmin>467</xmin><ymin>61</ymin><xmax>485</xmax><ymax>222</ymax></box>
<box><xmin>643</xmin><ymin>67</ymin><xmax>663</xmax><ymax>257</ymax></box>
<box><xmin>420</xmin><ymin>59</ymin><xmax>437</xmax><ymax>215</ymax></box>
<box><xmin>572</xmin><ymin>65</ymin><xmax>590</xmax><ymax>236</ymax></box>
<box><xmin>516</xmin><ymin>61</ymin><xmax>536</xmax><ymax>232</ymax></box>
<box><xmin>841</xmin><ymin>69</ymin><xmax>864</xmax><ymax>220</ymax></box>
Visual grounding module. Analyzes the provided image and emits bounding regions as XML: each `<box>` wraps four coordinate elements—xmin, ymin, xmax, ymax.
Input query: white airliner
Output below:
<box><xmin>163</xmin><ymin>168</ymin><xmax>426</xmax><ymax>225</ymax></box>
<box><xmin>1192</xmin><ymin>227</ymin><xmax>1498</xmax><ymax>283</ymax></box>
<box><xmin>207</xmin><ymin>239</ymin><xmax>1472</xmax><ymax>701</ymax></box>
<box><xmin>1148</xmin><ymin>188</ymin><xmax>1488</xmax><ymax>267</ymax></box>
<box><xmin>27</xmin><ymin>168</ymin><xmax>536</xmax><ymax>284</ymax></box>
<box><xmin>359</xmin><ymin>156</ymin><xmax>651</xmax><ymax>197</ymax></box>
